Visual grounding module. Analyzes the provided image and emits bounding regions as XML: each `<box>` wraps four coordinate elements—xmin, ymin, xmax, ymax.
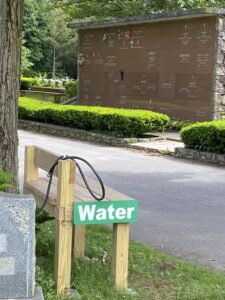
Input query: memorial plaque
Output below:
<box><xmin>0</xmin><ymin>192</ymin><xmax>35</xmax><ymax>299</ymax></box>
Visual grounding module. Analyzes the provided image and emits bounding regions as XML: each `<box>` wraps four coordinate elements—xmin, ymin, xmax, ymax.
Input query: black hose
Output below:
<box><xmin>38</xmin><ymin>155</ymin><xmax>105</xmax><ymax>212</ymax></box>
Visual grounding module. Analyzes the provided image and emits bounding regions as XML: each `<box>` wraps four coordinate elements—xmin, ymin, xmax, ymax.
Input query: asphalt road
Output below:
<box><xmin>19</xmin><ymin>130</ymin><xmax>225</xmax><ymax>271</ymax></box>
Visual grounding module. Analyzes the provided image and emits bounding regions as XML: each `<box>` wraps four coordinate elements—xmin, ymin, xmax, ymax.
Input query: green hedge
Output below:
<box><xmin>180</xmin><ymin>120</ymin><xmax>225</xmax><ymax>153</ymax></box>
<box><xmin>19</xmin><ymin>97</ymin><xmax>170</xmax><ymax>137</ymax></box>
<box><xmin>0</xmin><ymin>170</ymin><xmax>12</xmax><ymax>191</ymax></box>
<box><xmin>64</xmin><ymin>80</ymin><xmax>78</xmax><ymax>99</ymax></box>
<box><xmin>20</xmin><ymin>77</ymin><xmax>38</xmax><ymax>90</ymax></box>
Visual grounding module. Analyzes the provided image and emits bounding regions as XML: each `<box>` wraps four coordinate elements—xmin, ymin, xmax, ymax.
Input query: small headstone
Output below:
<box><xmin>0</xmin><ymin>192</ymin><xmax>43</xmax><ymax>299</ymax></box>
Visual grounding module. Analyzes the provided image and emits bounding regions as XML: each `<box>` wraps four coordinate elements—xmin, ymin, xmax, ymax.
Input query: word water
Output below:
<box><xmin>74</xmin><ymin>200</ymin><xmax>138</xmax><ymax>225</ymax></box>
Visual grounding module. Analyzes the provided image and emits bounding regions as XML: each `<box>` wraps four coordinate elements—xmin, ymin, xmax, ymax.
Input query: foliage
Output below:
<box><xmin>64</xmin><ymin>80</ymin><xmax>78</xmax><ymax>99</ymax></box>
<box><xmin>21</xmin><ymin>37</ymin><xmax>34</xmax><ymax>75</ymax></box>
<box><xmin>47</xmin><ymin>7</ymin><xmax>78</xmax><ymax>79</ymax></box>
<box><xmin>20</xmin><ymin>77</ymin><xmax>38</xmax><ymax>90</ymax></box>
<box><xmin>0</xmin><ymin>170</ymin><xmax>13</xmax><ymax>191</ymax></box>
<box><xmin>62</xmin><ymin>0</ymin><xmax>225</xmax><ymax>20</ymax></box>
<box><xmin>19</xmin><ymin>97</ymin><xmax>170</xmax><ymax>137</ymax></box>
<box><xmin>36</xmin><ymin>220</ymin><xmax>225</xmax><ymax>300</ymax></box>
<box><xmin>23</xmin><ymin>0</ymin><xmax>77</xmax><ymax>78</ymax></box>
<box><xmin>180</xmin><ymin>120</ymin><xmax>225</xmax><ymax>153</ymax></box>
<box><xmin>169</xmin><ymin>119</ymin><xmax>193</xmax><ymax>130</ymax></box>
<box><xmin>23</xmin><ymin>0</ymin><xmax>52</xmax><ymax>75</ymax></box>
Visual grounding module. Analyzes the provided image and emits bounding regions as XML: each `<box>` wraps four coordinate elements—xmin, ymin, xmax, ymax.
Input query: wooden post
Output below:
<box><xmin>24</xmin><ymin>146</ymin><xmax>38</xmax><ymax>185</ymax></box>
<box><xmin>54</xmin><ymin>160</ymin><xmax>76</xmax><ymax>295</ymax></box>
<box><xmin>73</xmin><ymin>225</ymin><xmax>86</xmax><ymax>258</ymax></box>
<box><xmin>112</xmin><ymin>223</ymin><xmax>129</xmax><ymax>290</ymax></box>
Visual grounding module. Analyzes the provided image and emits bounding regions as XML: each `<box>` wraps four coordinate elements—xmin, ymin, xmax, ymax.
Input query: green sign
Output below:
<box><xmin>74</xmin><ymin>200</ymin><xmax>138</xmax><ymax>225</ymax></box>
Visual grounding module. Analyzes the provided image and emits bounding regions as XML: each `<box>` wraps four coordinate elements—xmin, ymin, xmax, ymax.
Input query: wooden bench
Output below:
<box><xmin>23</xmin><ymin>146</ymin><xmax>131</xmax><ymax>295</ymax></box>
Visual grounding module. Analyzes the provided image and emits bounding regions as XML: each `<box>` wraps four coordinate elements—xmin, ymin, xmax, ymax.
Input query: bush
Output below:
<box><xmin>0</xmin><ymin>170</ymin><xmax>12</xmax><ymax>191</ymax></box>
<box><xmin>64</xmin><ymin>80</ymin><xmax>78</xmax><ymax>99</ymax></box>
<box><xmin>180</xmin><ymin>120</ymin><xmax>225</xmax><ymax>153</ymax></box>
<box><xmin>169</xmin><ymin>119</ymin><xmax>193</xmax><ymax>130</ymax></box>
<box><xmin>19</xmin><ymin>97</ymin><xmax>170</xmax><ymax>137</ymax></box>
<box><xmin>20</xmin><ymin>77</ymin><xmax>38</xmax><ymax>90</ymax></box>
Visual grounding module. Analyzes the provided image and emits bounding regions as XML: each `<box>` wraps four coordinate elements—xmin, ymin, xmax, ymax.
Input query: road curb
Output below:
<box><xmin>175</xmin><ymin>147</ymin><xmax>225</xmax><ymax>165</ymax></box>
<box><xmin>18</xmin><ymin>119</ymin><xmax>153</xmax><ymax>146</ymax></box>
<box><xmin>18</xmin><ymin>119</ymin><xmax>177</xmax><ymax>156</ymax></box>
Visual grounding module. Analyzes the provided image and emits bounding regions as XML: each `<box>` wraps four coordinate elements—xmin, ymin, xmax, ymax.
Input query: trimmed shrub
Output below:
<box><xmin>19</xmin><ymin>97</ymin><xmax>170</xmax><ymax>137</ymax></box>
<box><xmin>180</xmin><ymin>120</ymin><xmax>225</xmax><ymax>153</ymax></box>
<box><xmin>20</xmin><ymin>77</ymin><xmax>38</xmax><ymax>90</ymax></box>
<box><xmin>0</xmin><ymin>170</ymin><xmax>12</xmax><ymax>191</ymax></box>
<box><xmin>64</xmin><ymin>80</ymin><xmax>78</xmax><ymax>99</ymax></box>
<box><xmin>169</xmin><ymin>119</ymin><xmax>193</xmax><ymax>130</ymax></box>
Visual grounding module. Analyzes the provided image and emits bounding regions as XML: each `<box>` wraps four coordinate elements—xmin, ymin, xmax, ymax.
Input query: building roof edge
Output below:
<box><xmin>68</xmin><ymin>8</ymin><xmax>225</xmax><ymax>30</ymax></box>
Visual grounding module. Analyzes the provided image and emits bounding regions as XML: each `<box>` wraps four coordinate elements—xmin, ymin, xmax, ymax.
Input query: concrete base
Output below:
<box><xmin>70</xmin><ymin>289</ymin><xmax>81</xmax><ymax>299</ymax></box>
<box><xmin>31</xmin><ymin>287</ymin><xmax>44</xmax><ymax>300</ymax></box>
<box><xmin>3</xmin><ymin>287</ymin><xmax>45</xmax><ymax>300</ymax></box>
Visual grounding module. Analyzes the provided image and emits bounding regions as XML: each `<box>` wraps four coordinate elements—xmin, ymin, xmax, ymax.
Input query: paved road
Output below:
<box><xmin>19</xmin><ymin>130</ymin><xmax>225</xmax><ymax>271</ymax></box>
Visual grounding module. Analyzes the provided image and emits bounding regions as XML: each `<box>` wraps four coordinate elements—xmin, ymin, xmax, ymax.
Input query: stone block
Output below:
<box><xmin>215</xmin><ymin>64</ymin><xmax>225</xmax><ymax>76</ymax></box>
<box><xmin>0</xmin><ymin>192</ymin><xmax>35</xmax><ymax>299</ymax></box>
<box><xmin>218</xmin><ymin>154</ymin><xmax>225</xmax><ymax>162</ymax></box>
<box><xmin>16</xmin><ymin>287</ymin><xmax>44</xmax><ymax>300</ymax></box>
<box><xmin>174</xmin><ymin>147</ymin><xmax>185</xmax><ymax>156</ymax></box>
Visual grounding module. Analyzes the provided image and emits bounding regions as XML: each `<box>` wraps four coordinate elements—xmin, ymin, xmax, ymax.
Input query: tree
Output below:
<box><xmin>23</xmin><ymin>0</ymin><xmax>52</xmax><ymax>75</ymax></box>
<box><xmin>0</xmin><ymin>1</ymin><xmax>24</xmax><ymax>191</ymax></box>
<box><xmin>47</xmin><ymin>8</ymin><xmax>78</xmax><ymax>79</ymax></box>
<box><xmin>22</xmin><ymin>0</ymin><xmax>77</xmax><ymax>78</ymax></box>
<box><xmin>62</xmin><ymin>0</ymin><xmax>225</xmax><ymax>19</ymax></box>
<box><xmin>21</xmin><ymin>37</ymin><xmax>34</xmax><ymax>75</ymax></box>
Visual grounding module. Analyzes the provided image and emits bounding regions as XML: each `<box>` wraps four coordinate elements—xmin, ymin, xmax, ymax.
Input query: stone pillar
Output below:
<box><xmin>212</xmin><ymin>16</ymin><xmax>225</xmax><ymax>119</ymax></box>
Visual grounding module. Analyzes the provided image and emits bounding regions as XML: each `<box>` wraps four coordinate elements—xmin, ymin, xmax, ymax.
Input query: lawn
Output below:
<box><xmin>36</xmin><ymin>220</ymin><xmax>225</xmax><ymax>300</ymax></box>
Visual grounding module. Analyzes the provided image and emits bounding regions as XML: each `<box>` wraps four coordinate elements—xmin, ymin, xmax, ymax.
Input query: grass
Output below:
<box><xmin>36</xmin><ymin>220</ymin><xmax>225</xmax><ymax>300</ymax></box>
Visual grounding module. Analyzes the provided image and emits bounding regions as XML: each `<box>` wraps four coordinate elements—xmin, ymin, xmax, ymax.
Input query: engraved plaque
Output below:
<box><xmin>0</xmin><ymin>234</ymin><xmax>6</xmax><ymax>252</ymax></box>
<box><xmin>0</xmin><ymin>257</ymin><xmax>14</xmax><ymax>275</ymax></box>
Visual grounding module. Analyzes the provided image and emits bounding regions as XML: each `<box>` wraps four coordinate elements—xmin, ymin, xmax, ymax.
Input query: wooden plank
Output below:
<box><xmin>25</xmin><ymin>174</ymin><xmax>132</xmax><ymax>205</ymax></box>
<box><xmin>33</xmin><ymin>145</ymin><xmax>132</xmax><ymax>199</ymax></box>
<box><xmin>24</xmin><ymin>185</ymin><xmax>73</xmax><ymax>221</ymax></box>
<box><xmin>55</xmin><ymin>221</ymin><xmax>73</xmax><ymax>295</ymax></box>
<box><xmin>112</xmin><ymin>223</ymin><xmax>129</xmax><ymax>290</ymax></box>
<box><xmin>24</xmin><ymin>179</ymin><xmax>57</xmax><ymax>205</ymax></box>
<box><xmin>54</xmin><ymin>160</ymin><xmax>76</xmax><ymax>295</ymax></box>
<box><xmin>34</xmin><ymin>146</ymin><xmax>60</xmax><ymax>176</ymax></box>
<box><xmin>73</xmin><ymin>225</ymin><xmax>86</xmax><ymax>258</ymax></box>
<box><xmin>24</xmin><ymin>186</ymin><xmax>57</xmax><ymax>219</ymax></box>
<box><xmin>24</xmin><ymin>146</ymin><xmax>39</xmax><ymax>184</ymax></box>
<box><xmin>34</xmin><ymin>145</ymin><xmax>131</xmax><ymax>200</ymax></box>
<box><xmin>74</xmin><ymin>184</ymin><xmax>95</xmax><ymax>202</ymax></box>
<box><xmin>75</xmin><ymin>176</ymin><xmax>132</xmax><ymax>200</ymax></box>
<box><xmin>25</xmin><ymin>178</ymin><xmax>87</xmax><ymax>204</ymax></box>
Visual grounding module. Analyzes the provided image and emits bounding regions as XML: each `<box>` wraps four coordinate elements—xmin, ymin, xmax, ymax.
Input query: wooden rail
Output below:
<box><xmin>23</xmin><ymin>146</ymin><xmax>130</xmax><ymax>294</ymax></box>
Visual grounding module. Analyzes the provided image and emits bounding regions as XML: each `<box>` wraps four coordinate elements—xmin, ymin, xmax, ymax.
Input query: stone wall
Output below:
<box><xmin>175</xmin><ymin>147</ymin><xmax>225</xmax><ymax>165</ymax></box>
<box><xmin>18</xmin><ymin>120</ymin><xmax>137</xmax><ymax>146</ymax></box>
<box><xmin>213</xmin><ymin>16</ymin><xmax>225</xmax><ymax>119</ymax></box>
<box><xmin>20</xmin><ymin>90</ymin><xmax>63</xmax><ymax>103</ymax></box>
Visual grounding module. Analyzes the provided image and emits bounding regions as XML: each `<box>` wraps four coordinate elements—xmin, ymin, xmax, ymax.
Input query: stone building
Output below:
<box><xmin>69</xmin><ymin>8</ymin><xmax>225</xmax><ymax>121</ymax></box>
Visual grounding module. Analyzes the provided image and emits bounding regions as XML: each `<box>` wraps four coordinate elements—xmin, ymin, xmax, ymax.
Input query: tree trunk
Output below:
<box><xmin>53</xmin><ymin>42</ymin><xmax>56</xmax><ymax>82</ymax></box>
<box><xmin>0</xmin><ymin>1</ymin><xmax>24</xmax><ymax>191</ymax></box>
